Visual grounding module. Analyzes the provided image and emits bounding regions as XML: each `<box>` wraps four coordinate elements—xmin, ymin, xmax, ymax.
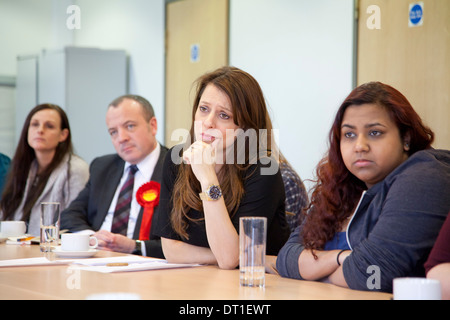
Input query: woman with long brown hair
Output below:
<box><xmin>1</xmin><ymin>104</ymin><xmax>89</xmax><ymax>236</ymax></box>
<box><xmin>276</xmin><ymin>82</ymin><xmax>450</xmax><ymax>292</ymax></box>
<box><xmin>153</xmin><ymin>66</ymin><xmax>290</xmax><ymax>269</ymax></box>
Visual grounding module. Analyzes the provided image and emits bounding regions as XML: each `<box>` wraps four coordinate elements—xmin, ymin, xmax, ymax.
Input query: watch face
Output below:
<box><xmin>208</xmin><ymin>185</ymin><xmax>222</xmax><ymax>200</ymax></box>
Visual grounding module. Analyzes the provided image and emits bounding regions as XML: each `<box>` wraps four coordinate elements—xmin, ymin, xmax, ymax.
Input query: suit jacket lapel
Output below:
<box><xmin>93</xmin><ymin>156</ymin><xmax>124</xmax><ymax>230</ymax></box>
<box><xmin>149</xmin><ymin>145</ymin><xmax>167</xmax><ymax>182</ymax></box>
<box><xmin>132</xmin><ymin>146</ymin><xmax>167</xmax><ymax>239</ymax></box>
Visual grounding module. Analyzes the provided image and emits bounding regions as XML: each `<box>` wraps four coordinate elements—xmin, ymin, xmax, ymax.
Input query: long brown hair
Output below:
<box><xmin>302</xmin><ymin>82</ymin><xmax>434</xmax><ymax>250</ymax></box>
<box><xmin>170</xmin><ymin>66</ymin><xmax>276</xmax><ymax>239</ymax></box>
<box><xmin>1</xmin><ymin>104</ymin><xmax>73</xmax><ymax>221</ymax></box>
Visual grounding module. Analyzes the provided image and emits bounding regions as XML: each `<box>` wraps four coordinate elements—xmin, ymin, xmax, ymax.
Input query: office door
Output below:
<box><xmin>165</xmin><ymin>0</ymin><xmax>229</xmax><ymax>147</ymax></box>
<box><xmin>357</xmin><ymin>0</ymin><xmax>450</xmax><ymax>149</ymax></box>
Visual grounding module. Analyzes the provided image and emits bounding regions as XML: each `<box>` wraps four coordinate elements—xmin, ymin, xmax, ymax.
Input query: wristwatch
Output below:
<box><xmin>132</xmin><ymin>240</ymin><xmax>142</xmax><ymax>255</ymax></box>
<box><xmin>199</xmin><ymin>184</ymin><xmax>222</xmax><ymax>201</ymax></box>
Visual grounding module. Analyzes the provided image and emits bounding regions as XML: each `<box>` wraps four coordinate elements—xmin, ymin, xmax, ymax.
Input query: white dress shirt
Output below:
<box><xmin>100</xmin><ymin>143</ymin><xmax>161</xmax><ymax>239</ymax></box>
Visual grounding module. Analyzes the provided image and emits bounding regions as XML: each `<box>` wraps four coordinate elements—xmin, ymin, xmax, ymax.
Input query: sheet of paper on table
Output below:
<box><xmin>70</xmin><ymin>255</ymin><xmax>201</xmax><ymax>273</ymax></box>
<box><xmin>0</xmin><ymin>255</ymin><xmax>200</xmax><ymax>273</ymax></box>
<box><xmin>0</xmin><ymin>257</ymin><xmax>72</xmax><ymax>267</ymax></box>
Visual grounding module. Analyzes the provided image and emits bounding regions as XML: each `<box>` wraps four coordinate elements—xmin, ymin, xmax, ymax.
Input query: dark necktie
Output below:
<box><xmin>111</xmin><ymin>165</ymin><xmax>138</xmax><ymax>236</ymax></box>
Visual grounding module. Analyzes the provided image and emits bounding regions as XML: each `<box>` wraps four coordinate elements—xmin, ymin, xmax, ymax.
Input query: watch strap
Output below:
<box><xmin>199</xmin><ymin>192</ymin><xmax>210</xmax><ymax>201</ymax></box>
<box><xmin>199</xmin><ymin>184</ymin><xmax>222</xmax><ymax>201</ymax></box>
<box><xmin>132</xmin><ymin>240</ymin><xmax>143</xmax><ymax>255</ymax></box>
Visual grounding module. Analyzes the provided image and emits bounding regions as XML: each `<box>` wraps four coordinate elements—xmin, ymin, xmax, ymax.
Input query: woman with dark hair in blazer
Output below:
<box><xmin>0</xmin><ymin>104</ymin><xmax>89</xmax><ymax>236</ymax></box>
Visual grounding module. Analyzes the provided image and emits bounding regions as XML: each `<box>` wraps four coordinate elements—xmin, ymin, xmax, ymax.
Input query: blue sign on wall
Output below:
<box><xmin>190</xmin><ymin>44</ymin><xmax>200</xmax><ymax>63</ymax></box>
<box><xmin>409</xmin><ymin>2</ymin><xmax>424</xmax><ymax>27</ymax></box>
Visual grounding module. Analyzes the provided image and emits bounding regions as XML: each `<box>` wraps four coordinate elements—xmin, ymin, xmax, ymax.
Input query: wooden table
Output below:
<box><xmin>0</xmin><ymin>243</ymin><xmax>392</xmax><ymax>300</ymax></box>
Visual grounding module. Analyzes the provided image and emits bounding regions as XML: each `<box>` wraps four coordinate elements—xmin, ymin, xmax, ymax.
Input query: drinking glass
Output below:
<box><xmin>40</xmin><ymin>202</ymin><xmax>60</xmax><ymax>253</ymax></box>
<box><xmin>239</xmin><ymin>217</ymin><xmax>267</xmax><ymax>287</ymax></box>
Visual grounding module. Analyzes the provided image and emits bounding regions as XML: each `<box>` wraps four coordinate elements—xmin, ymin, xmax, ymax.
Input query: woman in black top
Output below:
<box><xmin>153</xmin><ymin>67</ymin><xmax>290</xmax><ymax>269</ymax></box>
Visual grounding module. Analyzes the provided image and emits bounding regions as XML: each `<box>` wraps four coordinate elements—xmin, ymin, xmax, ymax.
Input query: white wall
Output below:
<box><xmin>0</xmin><ymin>0</ymin><xmax>55</xmax><ymax>157</ymax></box>
<box><xmin>230</xmin><ymin>0</ymin><xmax>355</xmax><ymax>189</ymax></box>
<box><xmin>73</xmin><ymin>0</ymin><xmax>165</xmax><ymax>143</ymax></box>
<box><xmin>0</xmin><ymin>0</ymin><xmax>54</xmax><ymax>76</ymax></box>
<box><xmin>0</xmin><ymin>0</ymin><xmax>165</xmax><ymax>159</ymax></box>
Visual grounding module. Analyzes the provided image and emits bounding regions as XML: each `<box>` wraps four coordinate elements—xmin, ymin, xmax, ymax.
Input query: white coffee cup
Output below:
<box><xmin>1</xmin><ymin>221</ymin><xmax>27</xmax><ymax>237</ymax></box>
<box><xmin>393</xmin><ymin>277</ymin><xmax>441</xmax><ymax>300</ymax></box>
<box><xmin>61</xmin><ymin>233</ymin><xmax>98</xmax><ymax>252</ymax></box>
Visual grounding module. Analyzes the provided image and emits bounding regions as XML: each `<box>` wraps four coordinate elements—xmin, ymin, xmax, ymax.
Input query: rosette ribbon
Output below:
<box><xmin>136</xmin><ymin>181</ymin><xmax>161</xmax><ymax>241</ymax></box>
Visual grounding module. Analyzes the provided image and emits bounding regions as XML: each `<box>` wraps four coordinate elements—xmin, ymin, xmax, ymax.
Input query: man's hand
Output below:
<box><xmin>93</xmin><ymin>230</ymin><xmax>136</xmax><ymax>253</ymax></box>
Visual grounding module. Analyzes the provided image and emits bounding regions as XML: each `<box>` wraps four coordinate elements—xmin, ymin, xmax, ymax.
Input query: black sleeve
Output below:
<box><xmin>60</xmin><ymin>155</ymin><xmax>120</xmax><ymax>232</ymax></box>
<box><xmin>232</xmin><ymin>163</ymin><xmax>290</xmax><ymax>255</ymax></box>
<box><xmin>143</xmin><ymin>239</ymin><xmax>164</xmax><ymax>259</ymax></box>
<box><xmin>152</xmin><ymin>153</ymin><xmax>290</xmax><ymax>255</ymax></box>
<box><xmin>151</xmin><ymin>149</ymin><xmax>181</xmax><ymax>241</ymax></box>
<box><xmin>60</xmin><ymin>162</ymin><xmax>96</xmax><ymax>232</ymax></box>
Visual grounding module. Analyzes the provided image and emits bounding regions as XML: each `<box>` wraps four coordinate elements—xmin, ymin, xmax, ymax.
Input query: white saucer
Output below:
<box><xmin>54</xmin><ymin>246</ymin><xmax>98</xmax><ymax>258</ymax></box>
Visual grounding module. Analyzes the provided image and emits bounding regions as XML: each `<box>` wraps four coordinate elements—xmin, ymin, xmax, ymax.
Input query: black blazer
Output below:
<box><xmin>61</xmin><ymin>145</ymin><xmax>168</xmax><ymax>258</ymax></box>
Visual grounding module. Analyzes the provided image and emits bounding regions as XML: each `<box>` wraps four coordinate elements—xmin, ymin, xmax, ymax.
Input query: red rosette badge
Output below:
<box><xmin>136</xmin><ymin>181</ymin><xmax>161</xmax><ymax>241</ymax></box>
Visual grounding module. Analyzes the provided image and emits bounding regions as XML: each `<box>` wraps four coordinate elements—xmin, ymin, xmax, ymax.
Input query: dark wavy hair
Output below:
<box><xmin>302</xmin><ymin>82</ymin><xmax>434</xmax><ymax>251</ymax></box>
<box><xmin>1</xmin><ymin>104</ymin><xmax>73</xmax><ymax>222</ymax></box>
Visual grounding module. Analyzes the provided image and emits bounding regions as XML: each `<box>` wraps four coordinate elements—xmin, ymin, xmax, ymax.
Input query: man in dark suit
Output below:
<box><xmin>61</xmin><ymin>95</ymin><xmax>167</xmax><ymax>258</ymax></box>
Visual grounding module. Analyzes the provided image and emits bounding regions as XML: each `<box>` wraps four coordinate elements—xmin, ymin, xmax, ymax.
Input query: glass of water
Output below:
<box><xmin>239</xmin><ymin>217</ymin><xmax>267</xmax><ymax>287</ymax></box>
<box><xmin>40</xmin><ymin>202</ymin><xmax>60</xmax><ymax>253</ymax></box>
